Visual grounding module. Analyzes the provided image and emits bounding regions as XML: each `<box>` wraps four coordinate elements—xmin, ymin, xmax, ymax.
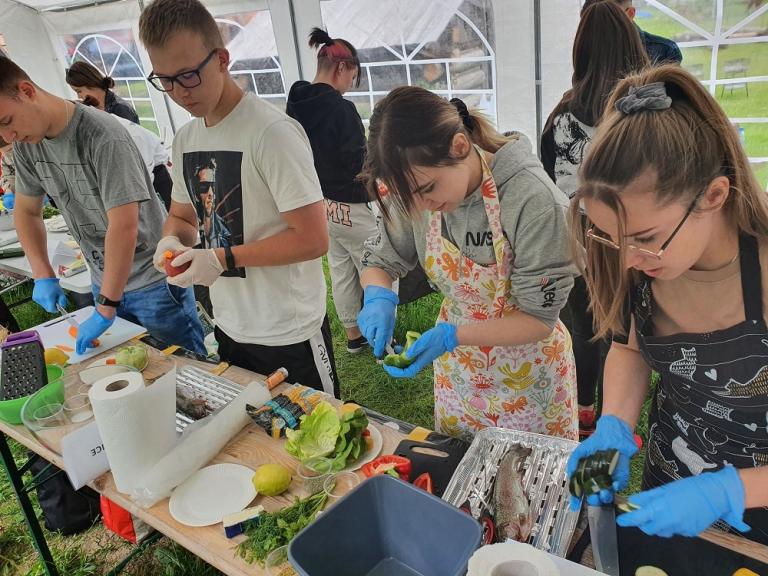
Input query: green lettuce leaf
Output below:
<box><xmin>284</xmin><ymin>402</ymin><xmax>340</xmax><ymax>461</ymax></box>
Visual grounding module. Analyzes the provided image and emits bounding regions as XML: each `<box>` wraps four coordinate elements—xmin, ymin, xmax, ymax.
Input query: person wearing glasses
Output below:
<box><xmin>66</xmin><ymin>61</ymin><xmax>140</xmax><ymax>124</ymax></box>
<box><xmin>139</xmin><ymin>0</ymin><xmax>340</xmax><ymax>396</ymax></box>
<box><xmin>0</xmin><ymin>56</ymin><xmax>205</xmax><ymax>355</ymax></box>
<box><xmin>285</xmin><ymin>28</ymin><xmax>377</xmax><ymax>355</ymax></box>
<box><xmin>567</xmin><ymin>64</ymin><xmax>768</xmax><ymax>570</ymax></box>
<box><xmin>541</xmin><ymin>0</ymin><xmax>649</xmax><ymax>439</ymax></box>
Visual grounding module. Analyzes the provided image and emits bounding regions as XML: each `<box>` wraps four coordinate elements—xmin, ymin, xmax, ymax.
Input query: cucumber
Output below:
<box><xmin>569</xmin><ymin>474</ymin><xmax>582</xmax><ymax>499</ymax></box>
<box><xmin>605</xmin><ymin>449</ymin><xmax>620</xmax><ymax>475</ymax></box>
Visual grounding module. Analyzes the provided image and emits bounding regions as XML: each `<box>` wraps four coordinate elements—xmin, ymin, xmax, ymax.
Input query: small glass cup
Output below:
<box><xmin>32</xmin><ymin>403</ymin><xmax>66</xmax><ymax>428</ymax></box>
<box><xmin>265</xmin><ymin>545</ymin><xmax>298</xmax><ymax>576</ymax></box>
<box><xmin>63</xmin><ymin>393</ymin><xmax>93</xmax><ymax>424</ymax></box>
<box><xmin>323</xmin><ymin>471</ymin><xmax>361</xmax><ymax>503</ymax></box>
<box><xmin>296</xmin><ymin>457</ymin><xmax>333</xmax><ymax>496</ymax></box>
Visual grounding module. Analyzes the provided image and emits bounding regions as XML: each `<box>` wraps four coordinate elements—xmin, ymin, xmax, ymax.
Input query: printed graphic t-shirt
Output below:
<box><xmin>171</xmin><ymin>92</ymin><xmax>326</xmax><ymax>346</ymax></box>
<box><xmin>14</xmin><ymin>104</ymin><xmax>166</xmax><ymax>292</ymax></box>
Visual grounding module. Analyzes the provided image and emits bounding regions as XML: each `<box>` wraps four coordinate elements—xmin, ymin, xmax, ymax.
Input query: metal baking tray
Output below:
<box><xmin>175</xmin><ymin>366</ymin><xmax>242</xmax><ymax>432</ymax></box>
<box><xmin>442</xmin><ymin>427</ymin><xmax>580</xmax><ymax>557</ymax></box>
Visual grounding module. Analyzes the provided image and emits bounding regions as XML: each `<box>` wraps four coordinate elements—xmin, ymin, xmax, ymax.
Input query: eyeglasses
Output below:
<box><xmin>147</xmin><ymin>50</ymin><xmax>218</xmax><ymax>93</ymax></box>
<box><xmin>585</xmin><ymin>188</ymin><xmax>705</xmax><ymax>261</ymax></box>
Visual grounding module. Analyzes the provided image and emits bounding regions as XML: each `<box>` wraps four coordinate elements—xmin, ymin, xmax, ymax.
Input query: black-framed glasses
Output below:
<box><xmin>147</xmin><ymin>49</ymin><xmax>218</xmax><ymax>93</ymax></box>
<box><xmin>586</xmin><ymin>188</ymin><xmax>705</xmax><ymax>261</ymax></box>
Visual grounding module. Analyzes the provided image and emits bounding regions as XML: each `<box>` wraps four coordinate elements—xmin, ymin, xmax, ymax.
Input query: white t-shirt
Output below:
<box><xmin>170</xmin><ymin>92</ymin><xmax>326</xmax><ymax>346</ymax></box>
<box><xmin>112</xmin><ymin>115</ymin><xmax>168</xmax><ymax>179</ymax></box>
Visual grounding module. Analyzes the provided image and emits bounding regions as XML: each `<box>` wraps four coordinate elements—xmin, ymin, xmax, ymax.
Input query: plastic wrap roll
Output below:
<box><xmin>131</xmin><ymin>380</ymin><xmax>271</xmax><ymax>508</ymax></box>
<box><xmin>88</xmin><ymin>369</ymin><xmax>176</xmax><ymax>494</ymax></box>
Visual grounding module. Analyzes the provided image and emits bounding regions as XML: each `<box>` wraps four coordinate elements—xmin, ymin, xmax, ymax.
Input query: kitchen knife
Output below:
<box><xmin>589</xmin><ymin>503</ymin><xmax>620</xmax><ymax>575</ymax></box>
<box><xmin>55</xmin><ymin>302</ymin><xmax>79</xmax><ymax>330</ymax></box>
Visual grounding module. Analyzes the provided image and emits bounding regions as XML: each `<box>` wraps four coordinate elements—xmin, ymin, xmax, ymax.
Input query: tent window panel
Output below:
<box><xmin>347</xmin><ymin>95</ymin><xmax>372</xmax><ymax>121</ymax></box>
<box><xmin>141</xmin><ymin>120</ymin><xmax>160</xmax><ymax>136</ymax></box>
<box><xmin>733</xmin><ymin>122</ymin><xmax>768</xmax><ymax>160</ymax></box>
<box><xmin>254</xmin><ymin>72</ymin><xmax>284</xmax><ymax>95</ymax></box>
<box><xmin>411</xmin><ymin>63</ymin><xmax>448</xmax><ymax>90</ymax></box>
<box><xmin>680</xmin><ymin>46</ymin><xmax>713</xmax><ymax>81</ymax></box>
<box><xmin>633</xmin><ymin>1</ymin><xmax>708</xmax><ymax>42</ymax></box>
<box><xmin>717</xmin><ymin>41</ymin><xmax>767</xmax><ymax>79</ymax></box>
<box><xmin>449</xmin><ymin>60</ymin><xmax>492</xmax><ymax>91</ymax></box>
<box><xmin>751</xmin><ymin>160</ymin><xmax>768</xmax><ymax>191</ymax></box>
<box><xmin>723</xmin><ymin>0</ymin><xmax>768</xmax><ymax>34</ymax></box>
<box><xmin>232</xmin><ymin>74</ymin><xmax>256</xmax><ymax>94</ymax></box>
<box><xmin>348</xmin><ymin>70</ymin><xmax>371</xmax><ymax>93</ymax></box>
<box><xmin>370</xmin><ymin>65</ymin><xmax>408</xmax><ymax>91</ymax></box>
<box><xmin>412</xmin><ymin>11</ymin><xmax>491</xmax><ymax>61</ymax></box>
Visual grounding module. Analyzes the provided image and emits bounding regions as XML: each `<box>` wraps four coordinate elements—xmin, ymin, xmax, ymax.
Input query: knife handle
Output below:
<box><xmin>698</xmin><ymin>528</ymin><xmax>768</xmax><ymax>565</ymax></box>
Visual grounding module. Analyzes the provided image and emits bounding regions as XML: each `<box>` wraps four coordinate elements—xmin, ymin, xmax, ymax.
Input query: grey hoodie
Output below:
<box><xmin>361</xmin><ymin>134</ymin><xmax>576</xmax><ymax>329</ymax></box>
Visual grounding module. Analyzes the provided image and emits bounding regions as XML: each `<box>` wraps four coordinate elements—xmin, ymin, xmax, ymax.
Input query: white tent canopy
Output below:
<box><xmin>0</xmin><ymin>0</ymin><xmax>765</xmax><ymax>181</ymax></box>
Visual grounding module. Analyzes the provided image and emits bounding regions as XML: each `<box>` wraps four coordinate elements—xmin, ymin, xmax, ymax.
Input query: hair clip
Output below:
<box><xmin>615</xmin><ymin>82</ymin><xmax>672</xmax><ymax>115</ymax></box>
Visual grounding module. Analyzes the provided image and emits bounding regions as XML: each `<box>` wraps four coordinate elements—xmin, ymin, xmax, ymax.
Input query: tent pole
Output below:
<box><xmin>533</xmin><ymin>0</ymin><xmax>542</xmax><ymax>156</ymax></box>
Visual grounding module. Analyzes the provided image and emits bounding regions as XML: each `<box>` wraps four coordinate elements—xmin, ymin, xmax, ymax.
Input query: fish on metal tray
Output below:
<box><xmin>492</xmin><ymin>444</ymin><xmax>533</xmax><ymax>542</ymax></box>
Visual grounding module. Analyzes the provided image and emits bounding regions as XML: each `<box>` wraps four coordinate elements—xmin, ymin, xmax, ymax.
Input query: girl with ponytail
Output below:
<box><xmin>286</xmin><ymin>28</ymin><xmax>371</xmax><ymax>353</ymax></box>
<box><xmin>66</xmin><ymin>61</ymin><xmax>139</xmax><ymax>124</ymax></box>
<box><xmin>567</xmin><ymin>64</ymin><xmax>768</xmax><ymax>563</ymax></box>
<box><xmin>358</xmin><ymin>86</ymin><xmax>578</xmax><ymax>441</ymax></box>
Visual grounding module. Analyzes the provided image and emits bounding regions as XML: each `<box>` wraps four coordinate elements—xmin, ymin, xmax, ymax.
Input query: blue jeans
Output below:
<box><xmin>92</xmin><ymin>281</ymin><xmax>206</xmax><ymax>355</ymax></box>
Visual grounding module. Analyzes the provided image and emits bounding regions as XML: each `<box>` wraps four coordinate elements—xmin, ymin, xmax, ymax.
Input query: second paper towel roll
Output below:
<box><xmin>89</xmin><ymin>370</ymin><xmax>177</xmax><ymax>494</ymax></box>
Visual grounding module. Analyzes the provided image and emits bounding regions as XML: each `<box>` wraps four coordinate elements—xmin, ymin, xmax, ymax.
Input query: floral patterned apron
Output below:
<box><xmin>424</xmin><ymin>150</ymin><xmax>577</xmax><ymax>441</ymax></box>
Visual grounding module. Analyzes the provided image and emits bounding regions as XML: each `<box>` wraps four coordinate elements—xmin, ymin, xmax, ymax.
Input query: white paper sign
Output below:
<box><xmin>61</xmin><ymin>421</ymin><xmax>110</xmax><ymax>490</ymax></box>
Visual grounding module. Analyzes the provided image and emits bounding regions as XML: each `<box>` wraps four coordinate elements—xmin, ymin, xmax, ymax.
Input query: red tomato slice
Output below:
<box><xmin>413</xmin><ymin>472</ymin><xmax>433</xmax><ymax>494</ymax></box>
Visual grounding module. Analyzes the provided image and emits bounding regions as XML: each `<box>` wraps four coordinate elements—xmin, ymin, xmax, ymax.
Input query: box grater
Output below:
<box><xmin>0</xmin><ymin>330</ymin><xmax>48</xmax><ymax>400</ymax></box>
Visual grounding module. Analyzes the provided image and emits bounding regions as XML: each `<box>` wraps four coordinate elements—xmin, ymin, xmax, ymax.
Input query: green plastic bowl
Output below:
<box><xmin>0</xmin><ymin>365</ymin><xmax>64</xmax><ymax>425</ymax></box>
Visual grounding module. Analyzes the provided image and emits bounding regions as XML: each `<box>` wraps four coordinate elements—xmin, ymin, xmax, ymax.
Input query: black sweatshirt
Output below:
<box><xmin>286</xmin><ymin>81</ymin><xmax>367</xmax><ymax>203</ymax></box>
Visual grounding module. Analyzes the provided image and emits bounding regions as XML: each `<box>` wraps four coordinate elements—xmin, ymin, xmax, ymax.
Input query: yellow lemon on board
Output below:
<box><xmin>44</xmin><ymin>348</ymin><xmax>69</xmax><ymax>366</ymax></box>
<box><xmin>252</xmin><ymin>464</ymin><xmax>292</xmax><ymax>496</ymax></box>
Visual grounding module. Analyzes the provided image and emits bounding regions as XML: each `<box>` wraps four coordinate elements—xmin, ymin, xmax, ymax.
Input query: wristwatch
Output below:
<box><xmin>224</xmin><ymin>245</ymin><xmax>236</xmax><ymax>271</ymax></box>
<box><xmin>96</xmin><ymin>293</ymin><xmax>121</xmax><ymax>308</ymax></box>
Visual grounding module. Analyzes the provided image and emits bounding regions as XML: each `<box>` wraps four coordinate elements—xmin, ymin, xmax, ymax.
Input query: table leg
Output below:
<box><xmin>0</xmin><ymin>431</ymin><xmax>59</xmax><ymax>576</ymax></box>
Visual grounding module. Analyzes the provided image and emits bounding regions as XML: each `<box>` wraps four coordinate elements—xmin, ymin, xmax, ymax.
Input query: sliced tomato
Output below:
<box><xmin>413</xmin><ymin>472</ymin><xmax>433</xmax><ymax>494</ymax></box>
<box><xmin>361</xmin><ymin>455</ymin><xmax>412</xmax><ymax>480</ymax></box>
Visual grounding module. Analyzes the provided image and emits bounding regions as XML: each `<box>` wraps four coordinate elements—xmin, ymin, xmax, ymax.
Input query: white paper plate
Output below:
<box><xmin>344</xmin><ymin>422</ymin><xmax>383</xmax><ymax>472</ymax></box>
<box><xmin>169</xmin><ymin>463</ymin><xmax>256</xmax><ymax>527</ymax></box>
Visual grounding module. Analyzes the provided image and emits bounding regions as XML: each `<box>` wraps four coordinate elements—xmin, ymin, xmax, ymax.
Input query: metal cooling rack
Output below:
<box><xmin>175</xmin><ymin>366</ymin><xmax>242</xmax><ymax>432</ymax></box>
<box><xmin>442</xmin><ymin>427</ymin><xmax>580</xmax><ymax>557</ymax></box>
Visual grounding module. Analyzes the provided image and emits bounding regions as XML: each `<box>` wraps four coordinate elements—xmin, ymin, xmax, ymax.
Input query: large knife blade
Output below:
<box><xmin>55</xmin><ymin>302</ymin><xmax>79</xmax><ymax>330</ymax></box>
<box><xmin>588</xmin><ymin>504</ymin><xmax>620</xmax><ymax>575</ymax></box>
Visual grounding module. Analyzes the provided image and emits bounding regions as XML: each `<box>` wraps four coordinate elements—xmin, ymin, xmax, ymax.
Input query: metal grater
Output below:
<box><xmin>175</xmin><ymin>366</ymin><xmax>242</xmax><ymax>432</ymax></box>
<box><xmin>0</xmin><ymin>331</ymin><xmax>47</xmax><ymax>400</ymax></box>
<box><xmin>442</xmin><ymin>427</ymin><xmax>580</xmax><ymax>558</ymax></box>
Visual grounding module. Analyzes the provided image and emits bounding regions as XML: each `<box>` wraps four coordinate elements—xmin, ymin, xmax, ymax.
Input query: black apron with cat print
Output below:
<box><xmin>633</xmin><ymin>233</ymin><xmax>768</xmax><ymax>544</ymax></box>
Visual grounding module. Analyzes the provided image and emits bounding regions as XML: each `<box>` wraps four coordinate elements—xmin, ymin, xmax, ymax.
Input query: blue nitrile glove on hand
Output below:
<box><xmin>384</xmin><ymin>323</ymin><xmax>459</xmax><ymax>379</ymax></box>
<box><xmin>617</xmin><ymin>466</ymin><xmax>750</xmax><ymax>538</ymax></box>
<box><xmin>567</xmin><ymin>414</ymin><xmax>638</xmax><ymax>510</ymax></box>
<box><xmin>76</xmin><ymin>309</ymin><xmax>115</xmax><ymax>355</ymax></box>
<box><xmin>357</xmin><ymin>285</ymin><xmax>398</xmax><ymax>358</ymax></box>
<box><xmin>2</xmin><ymin>192</ymin><xmax>14</xmax><ymax>210</ymax></box>
<box><xmin>32</xmin><ymin>277</ymin><xmax>68</xmax><ymax>314</ymax></box>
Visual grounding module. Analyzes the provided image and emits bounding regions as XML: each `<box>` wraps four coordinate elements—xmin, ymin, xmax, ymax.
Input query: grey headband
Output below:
<box><xmin>615</xmin><ymin>82</ymin><xmax>672</xmax><ymax>115</ymax></box>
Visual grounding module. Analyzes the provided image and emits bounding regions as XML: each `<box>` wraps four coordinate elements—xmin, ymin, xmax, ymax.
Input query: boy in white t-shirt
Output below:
<box><xmin>140</xmin><ymin>0</ymin><xmax>339</xmax><ymax>396</ymax></box>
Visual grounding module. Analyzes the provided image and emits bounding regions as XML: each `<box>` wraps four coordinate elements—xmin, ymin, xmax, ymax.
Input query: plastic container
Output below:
<box><xmin>289</xmin><ymin>474</ymin><xmax>481</xmax><ymax>576</ymax></box>
<box><xmin>0</xmin><ymin>364</ymin><xmax>64</xmax><ymax>425</ymax></box>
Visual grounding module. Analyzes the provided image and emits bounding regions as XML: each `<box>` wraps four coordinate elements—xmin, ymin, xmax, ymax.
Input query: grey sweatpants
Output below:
<box><xmin>326</xmin><ymin>199</ymin><xmax>396</xmax><ymax>329</ymax></box>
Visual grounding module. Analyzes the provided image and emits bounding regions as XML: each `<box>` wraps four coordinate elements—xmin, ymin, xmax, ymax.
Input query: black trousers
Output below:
<box><xmin>560</xmin><ymin>276</ymin><xmax>607</xmax><ymax>408</ymax></box>
<box><xmin>152</xmin><ymin>164</ymin><xmax>172</xmax><ymax>211</ymax></box>
<box><xmin>214</xmin><ymin>316</ymin><xmax>340</xmax><ymax>398</ymax></box>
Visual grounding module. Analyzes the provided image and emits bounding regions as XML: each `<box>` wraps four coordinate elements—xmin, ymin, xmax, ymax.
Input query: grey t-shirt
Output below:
<box><xmin>13</xmin><ymin>104</ymin><xmax>166</xmax><ymax>292</ymax></box>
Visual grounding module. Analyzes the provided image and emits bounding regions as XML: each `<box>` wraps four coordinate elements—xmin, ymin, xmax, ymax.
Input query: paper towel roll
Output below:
<box><xmin>131</xmin><ymin>380</ymin><xmax>271</xmax><ymax>508</ymax></box>
<box><xmin>89</xmin><ymin>370</ymin><xmax>177</xmax><ymax>494</ymax></box>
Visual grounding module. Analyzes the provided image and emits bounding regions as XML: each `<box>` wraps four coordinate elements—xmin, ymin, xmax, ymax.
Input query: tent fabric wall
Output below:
<box><xmin>0</xmin><ymin>0</ymin><xmax>68</xmax><ymax>96</ymax></box>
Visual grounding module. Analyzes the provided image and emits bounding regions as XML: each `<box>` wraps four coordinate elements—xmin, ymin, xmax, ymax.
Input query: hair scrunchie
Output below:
<box><xmin>615</xmin><ymin>81</ymin><xmax>672</xmax><ymax>115</ymax></box>
<box><xmin>450</xmin><ymin>97</ymin><xmax>475</xmax><ymax>131</ymax></box>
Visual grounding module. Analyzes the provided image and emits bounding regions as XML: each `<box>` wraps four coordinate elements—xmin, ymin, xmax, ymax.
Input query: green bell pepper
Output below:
<box><xmin>383</xmin><ymin>331</ymin><xmax>421</xmax><ymax>368</ymax></box>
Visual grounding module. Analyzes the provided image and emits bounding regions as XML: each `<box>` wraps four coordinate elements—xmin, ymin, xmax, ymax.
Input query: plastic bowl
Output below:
<box><xmin>0</xmin><ymin>365</ymin><xmax>64</xmax><ymax>425</ymax></box>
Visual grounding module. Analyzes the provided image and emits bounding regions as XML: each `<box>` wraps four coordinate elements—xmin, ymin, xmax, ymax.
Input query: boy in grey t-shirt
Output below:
<box><xmin>0</xmin><ymin>56</ymin><xmax>205</xmax><ymax>355</ymax></box>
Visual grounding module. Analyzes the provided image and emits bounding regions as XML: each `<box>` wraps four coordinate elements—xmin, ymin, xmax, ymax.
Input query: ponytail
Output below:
<box><xmin>101</xmin><ymin>76</ymin><xmax>115</xmax><ymax>90</ymax></box>
<box><xmin>308</xmin><ymin>27</ymin><xmax>334</xmax><ymax>49</ymax></box>
<box><xmin>308</xmin><ymin>27</ymin><xmax>360</xmax><ymax>86</ymax></box>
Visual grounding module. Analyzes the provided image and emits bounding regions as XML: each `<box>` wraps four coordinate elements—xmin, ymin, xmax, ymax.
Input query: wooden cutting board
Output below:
<box><xmin>33</xmin><ymin>306</ymin><xmax>146</xmax><ymax>364</ymax></box>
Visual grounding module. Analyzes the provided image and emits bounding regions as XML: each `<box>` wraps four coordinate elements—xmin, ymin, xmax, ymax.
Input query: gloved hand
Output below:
<box><xmin>617</xmin><ymin>466</ymin><xmax>750</xmax><ymax>538</ymax></box>
<box><xmin>166</xmin><ymin>249</ymin><xmax>224</xmax><ymax>288</ymax></box>
<box><xmin>357</xmin><ymin>285</ymin><xmax>398</xmax><ymax>358</ymax></box>
<box><xmin>2</xmin><ymin>192</ymin><xmax>14</xmax><ymax>210</ymax></box>
<box><xmin>383</xmin><ymin>323</ymin><xmax>459</xmax><ymax>379</ymax></box>
<box><xmin>75</xmin><ymin>309</ymin><xmax>115</xmax><ymax>355</ymax></box>
<box><xmin>32</xmin><ymin>277</ymin><xmax>68</xmax><ymax>314</ymax></box>
<box><xmin>567</xmin><ymin>414</ymin><xmax>638</xmax><ymax>510</ymax></box>
<box><xmin>153</xmin><ymin>235</ymin><xmax>188</xmax><ymax>273</ymax></box>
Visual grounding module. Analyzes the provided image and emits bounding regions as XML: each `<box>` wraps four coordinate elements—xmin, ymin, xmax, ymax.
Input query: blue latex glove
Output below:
<box><xmin>617</xmin><ymin>466</ymin><xmax>750</xmax><ymax>538</ymax></box>
<box><xmin>32</xmin><ymin>277</ymin><xmax>68</xmax><ymax>314</ymax></box>
<box><xmin>357</xmin><ymin>285</ymin><xmax>398</xmax><ymax>358</ymax></box>
<box><xmin>2</xmin><ymin>192</ymin><xmax>14</xmax><ymax>210</ymax></box>
<box><xmin>383</xmin><ymin>323</ymin><xmax>459</xmax><ymax>379</ymax></box>
<box><xmin>567</xmin><ymin>414</ymin><xmax>638</xmax><ymax>510</ymax></box>
<box><xmin>75</xmin><ymin>309</ymin><xmax>115</xmax><ymax>355</ymax></box>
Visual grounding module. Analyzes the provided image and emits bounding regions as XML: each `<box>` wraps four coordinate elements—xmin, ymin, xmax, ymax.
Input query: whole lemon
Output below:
<box><xmin>252</xmin><ymin>464</ymin><xmax>292</xmax><ymax>496</ymax></box>
<box><xmin>44</xmin><ymin>348</ymin><xmax>69</xmax><ymax>366</ymax></box>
